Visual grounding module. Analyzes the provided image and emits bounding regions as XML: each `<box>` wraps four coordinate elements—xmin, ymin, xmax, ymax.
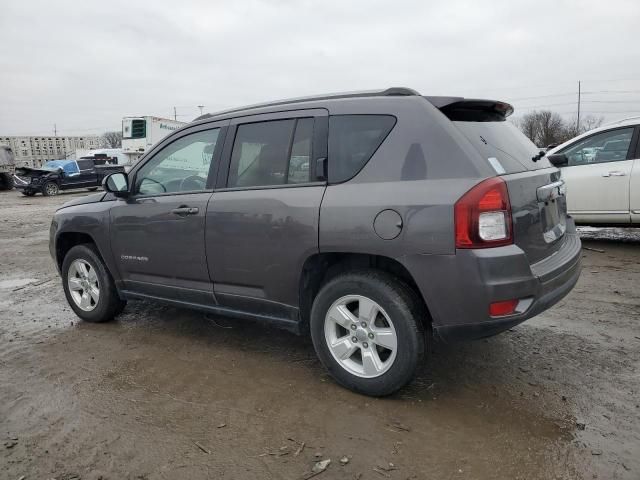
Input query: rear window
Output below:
<box><xmin>453</xmin><ymin>121</ymin><xmax>551</xmax><ymax>174</ymax></box>
<box><xmin>328</xmin><ymin>115</ymin><xmax>396</xmax><ymax>183</ymax></box>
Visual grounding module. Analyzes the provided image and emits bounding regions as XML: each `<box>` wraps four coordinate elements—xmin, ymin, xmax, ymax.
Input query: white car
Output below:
<box><xmin>547</xmin><ymin>118</ymin><xmax>640</xmax><ymax>225</ymax></box>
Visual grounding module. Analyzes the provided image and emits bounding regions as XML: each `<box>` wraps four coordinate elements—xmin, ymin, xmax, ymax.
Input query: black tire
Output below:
<box><xmin>87</xmin><ymin>187</ymin><xmax>99</xmax><ymax>191</ymax></box>
<box><xmin>0</xmin><ymin>173</ymin><xmax>14</xmax><ymax>191</ymax></box>
<box><xmin>42</xmin><ymin>181</ymin><xmax>59</xmax><ymax>196</ymax></box>
<box><xmin>310</xmin><ymin>270</ymin><xmax>427</xmax><ymax>396</ymax></box>
<box><xmin>61</xmin><ymin>244</ymin><xmax>126</xmax><ymax>323</ymax></box>
<box><xmin>21</xmin><ymin>190</ymin><xmax>36</xmax><ymax>196</ymax></box>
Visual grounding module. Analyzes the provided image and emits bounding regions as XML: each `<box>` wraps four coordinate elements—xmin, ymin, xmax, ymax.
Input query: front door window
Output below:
<box><xmin>135</xmin><ymin>129</ymin><xmax>220</xmax><ymax>195</ymax></box>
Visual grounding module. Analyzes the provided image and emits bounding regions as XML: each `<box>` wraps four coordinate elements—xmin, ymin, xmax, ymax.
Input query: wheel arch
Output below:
<box><xmin>55</xmin><ymin>231</ymin><xmax>102</xmax><ymax>272</ymax></box>
<box><xmin>298</xmin><ymin>252</ymin><xmax>432</xmax><ymax>333</ymax></box>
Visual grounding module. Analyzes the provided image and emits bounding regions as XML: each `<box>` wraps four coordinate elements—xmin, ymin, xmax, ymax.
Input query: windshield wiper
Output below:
<box><xmin>532</xmin><ymin>150</ymin><xmax>546</xmax><ymax>162</ymax></box>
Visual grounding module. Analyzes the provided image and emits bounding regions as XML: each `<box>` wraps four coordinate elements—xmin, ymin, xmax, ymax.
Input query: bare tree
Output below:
<box><xmin>102</xmin><ymin>131</ymin><xmax>123</xmax><ymax>148</ymax></box>
<box><xmin>564</xmin><ymin>114</ymin><xmax>605</xmax><ymax>138</ymax></box>
<box><xmin>512</xmin><ymin>110</ymin><xmax>565</xmax><ymax>147</ymax></box>
<box><xmin>513</xmin><ymin>111</ymin><xmax>605</xmax><ymax>147</ymax></box>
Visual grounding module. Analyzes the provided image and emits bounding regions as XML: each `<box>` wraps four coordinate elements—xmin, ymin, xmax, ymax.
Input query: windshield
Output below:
<box><xmin>453</xmin><ymin>121</ymin><xmax>552</xmax><ymax>174</ymax></box>
<box><xmin>44</xmin><ymin>160</ymin><xmax>79</xmax><ymax>175</ymax></box>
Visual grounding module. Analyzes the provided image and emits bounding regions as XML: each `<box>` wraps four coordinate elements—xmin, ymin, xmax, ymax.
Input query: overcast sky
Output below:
<box><xmin>1</xmin><ymin>0</ymin><xmax>639</xmax><ymax>136</ymax></box>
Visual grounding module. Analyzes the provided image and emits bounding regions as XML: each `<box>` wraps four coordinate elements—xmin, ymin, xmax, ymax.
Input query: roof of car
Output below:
<box><xmin>547</xmin><ymin>116</ymin><xmax>640</xmax><ymax>155</ymax></box>
<box><xmin>192</xmin><ymin>87</ymin><xmax>513</xmax><ymax>124</ymax></box>
<box><xmin>194</xmin><ymin>87</ymin><xmax>421</xmax><ymax>122</ymax></box>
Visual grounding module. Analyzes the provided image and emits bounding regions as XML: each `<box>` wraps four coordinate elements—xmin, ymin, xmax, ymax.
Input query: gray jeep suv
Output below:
<box><xmin>49</xmin><ymin>88</ymin><xmax>581</xmax><ymax>396</ymax></box>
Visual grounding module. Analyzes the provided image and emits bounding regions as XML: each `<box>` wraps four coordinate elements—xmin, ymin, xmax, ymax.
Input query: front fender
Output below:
<box><xmin>51</xmin><ymin>199</ymin><xmax>120</xmax><ymax>282</ymax></box>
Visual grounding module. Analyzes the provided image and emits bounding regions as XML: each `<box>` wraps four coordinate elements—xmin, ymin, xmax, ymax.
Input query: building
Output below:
<box><xmin>0</xmin><ymin>135</ymin><xmax>103</xmax><ymax>167</ymax></box>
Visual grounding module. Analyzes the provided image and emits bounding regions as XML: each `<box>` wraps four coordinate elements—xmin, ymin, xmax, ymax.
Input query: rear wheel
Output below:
<box><xmin>310</xmin><ymin>270</ymin><xmax>427</xmax><ymax>396</ymax></box>
<box><xmin>61</xmin><ymin>244</ymin><xmax>126</xmax><ymax>322</ymax></box>
<box><xmin>42</xmin><ymin>181</ymin><xmax>59</xmax><ymax>196</ymax></box>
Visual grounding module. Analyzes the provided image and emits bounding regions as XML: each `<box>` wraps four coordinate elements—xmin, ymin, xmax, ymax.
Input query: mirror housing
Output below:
<box><xmin>547</xmin><ymin>153</ymin><xmax>568</xmax><ymax>167</ymax></box>
<box><xmin>103</xmin><ymin>172</ymin><xmax>130</xmax><ymax>197</ymax></box>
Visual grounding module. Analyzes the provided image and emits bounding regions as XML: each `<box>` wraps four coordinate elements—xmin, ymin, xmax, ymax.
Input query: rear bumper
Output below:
<box><xmin>401</xmin><ymin>218</ymin><xmax>582</xmax><ymax>342</ymax></box>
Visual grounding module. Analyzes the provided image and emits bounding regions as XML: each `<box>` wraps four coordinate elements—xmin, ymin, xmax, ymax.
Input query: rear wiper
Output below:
<box><xmin>532</xmin><ymin>151</ymin><xmax>546</xmax><ymax>162</ymax></box>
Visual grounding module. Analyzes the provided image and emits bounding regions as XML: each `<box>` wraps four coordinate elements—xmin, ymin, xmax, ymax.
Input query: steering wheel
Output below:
<box><xmin>179</xmin><ymin>175</ymin><xmax>206</xmax><ymax>192</ymax></box>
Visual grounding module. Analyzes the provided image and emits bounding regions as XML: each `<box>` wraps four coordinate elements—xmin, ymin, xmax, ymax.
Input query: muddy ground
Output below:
<box><xmin>0</xmin><ymin>190</ymin><xmax>638</xmax><ymax>480</ymax></box>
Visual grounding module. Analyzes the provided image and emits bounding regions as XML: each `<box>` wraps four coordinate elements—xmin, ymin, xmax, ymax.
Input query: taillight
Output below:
<box><xmin>489</xmin><ymin>299</ymin><xmax>519</xmax><ymax>317</ymax></box>
<box><xmin>455</xmin><ymin>177</ymin><xmax>513</xmax><ymax>248</ymax></box>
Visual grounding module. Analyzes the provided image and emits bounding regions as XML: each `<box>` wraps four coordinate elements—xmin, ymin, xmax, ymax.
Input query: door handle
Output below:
<box><xmin>603</xmin><ymin>171</ymin><xmax>626</xmax><ymax>177</ymax></box>
<box><xmin>171</xmin><ymin>206</ymin><xmax>199</xmax><ymax>216</ymax></box>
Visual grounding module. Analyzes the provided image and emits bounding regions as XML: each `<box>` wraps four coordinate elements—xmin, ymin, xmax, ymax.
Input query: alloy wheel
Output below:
<box><xmin>324</xmin><ymin>295</ymin><xmax>398</xmax><ymax>378</ymax></box>
<box><xmin>67</xmin><ymin>259</ymin><xmax>100</xmax><ymax>311</ymax></box>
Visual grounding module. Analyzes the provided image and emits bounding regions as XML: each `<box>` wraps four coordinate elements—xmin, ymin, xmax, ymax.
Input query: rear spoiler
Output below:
<box><xmin>425</xmin><ymin>96</ymin><xmax>514</xmax><ymax>122</ymax></box>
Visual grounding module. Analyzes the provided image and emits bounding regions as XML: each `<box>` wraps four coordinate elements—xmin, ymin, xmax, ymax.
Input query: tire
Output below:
<box><xmin>87</xmin><ymin>187</ymin><xmax>99</xmax><ymax>191</ymax></box>
<box><xmin>310</xmin><ymin>270</ymin><xmax>427</xmax><ymax>396</ymax></box>
<box><xmin>42</xmin><ymin>181</ymin><xmax>59</xmax><ymax>196</ymax></box>
<box><xmin>21</xmin><ymin>190</ymin><xmax>36</xmax><ymax>197</ymax></box>
<box><xmin>61</xmin><ymin>244</ymin><xmax>126</xmax><ymax>323</ymax></box>
<box><xmin>0</xmin><ymin>173</ymin><xmax>14</xmax><ymax>191</ymax></box>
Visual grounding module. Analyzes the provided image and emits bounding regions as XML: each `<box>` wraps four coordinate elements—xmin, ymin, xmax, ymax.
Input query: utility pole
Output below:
<box><xmin>54</xmin><ymin>124</ymin><xmax>57</xmax><ymax>136</ymax></box>
<box><xmin>576</xmin><ymin>80</ymin><xmax>581</xmax><ymax>134</ymax></box>
<box><xmin>173</xmin><ymin>106</ymin><xmax>177</xmax><ymax>121</ymax></box>
<box><xmin>197</xmin><ymin>105</ymin><xmax>205</xmax><ymax>116</ymax></box>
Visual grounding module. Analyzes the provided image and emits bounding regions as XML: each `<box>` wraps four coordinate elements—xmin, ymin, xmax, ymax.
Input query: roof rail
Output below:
<box><xmin>601</xmin><ymin>115</ymin><xmax>640</xmax><ymax>127</ymax></box>
<box><xmin>195</xmin><ymin>87</ymin><xmax>420</xmax><ymax>121</ymax></box>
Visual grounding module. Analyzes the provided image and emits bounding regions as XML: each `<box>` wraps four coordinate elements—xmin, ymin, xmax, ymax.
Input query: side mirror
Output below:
<box><xmin>103</xmin><ymin>172</ymin><xmax>129</xmax><ymax>197</ymax></box>
<box><xmin>547</xmin><ymin>153</ymin><xmax>568</xmax><ymax>167</ymax></box>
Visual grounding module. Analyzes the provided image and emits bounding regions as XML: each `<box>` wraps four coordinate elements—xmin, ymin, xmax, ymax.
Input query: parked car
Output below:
<box><xmin>546</xmin><ymin>118</ymin><xmax>640</xmax><ymax>225</ymax></box>
<box><xmin>14</xmin><ymin>158</ymin><xmax>124</xmax><ymax>196</ymax></box>
<box><xmin>49</xmin><ymin>88</ymin><xmax>581</xmax><ymax>396</ymax></box>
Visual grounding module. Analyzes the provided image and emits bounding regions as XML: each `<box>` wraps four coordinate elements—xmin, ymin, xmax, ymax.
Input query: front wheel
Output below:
<box><xmin>42</xmin><ymin>181</ymin><xmax>59</xmax><ymax>196</ymax></box>
<box><xmin>61</xmin><ymin>244</ymin><xmax>126</xmax><ymax>322</ymax></box>
<box><xmin>21</xmin><ymin>190</ymin><xmax>36</xmax><ymax>196</ymax></box>
<box><xmin>310</xmin><ymin>270</ymin><xmax>427</xmax><ymax>396</ymax></box>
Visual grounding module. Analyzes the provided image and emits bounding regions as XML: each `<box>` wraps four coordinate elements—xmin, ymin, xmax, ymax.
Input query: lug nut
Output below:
<box><xmin>350</xmin><ymin>324</ymin><xmax>357</xmax><ymax>330</ymax></box>
<box><xmin>368</xmin><ymin>332</ymin><xmax>374</xmax><ymax>339</ymax></box>
<box><xmin>351</xmin><ymin>337</ymin><xmax>358</xmax><ymax>343</ymax></box>
<box><xmin>363</xmin><ymin>342</ymin><xmax>369</xmax><ymax>348</ymax></box>
<box><xmin>360</xmin><ymin>322</ymin><xmax>367</xmax><ymax>328</ymax></box>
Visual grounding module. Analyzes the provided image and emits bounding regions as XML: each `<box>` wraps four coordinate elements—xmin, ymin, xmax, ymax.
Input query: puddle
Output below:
<box><xmin>0</xmin><ymin>278</ymin><xmax>38</xmax><ymax>289</ymax></box>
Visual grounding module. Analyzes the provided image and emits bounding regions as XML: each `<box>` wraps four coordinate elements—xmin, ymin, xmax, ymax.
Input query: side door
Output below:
<box><xmin>59</xmin><ymin>161</ymin><xmax>83</xmax><ymax>190</ymax></box>
<box><xmin>75</xmin><ymin>159</ymin><xmax>99</xmax><ymax>187</ymax></box>
<box><xmin>207</xmin><ymin>109</ymin><xmax>328</xmax><ymax>321</ymax></box>
<box><xmin>557</xmin><ymin>126</ymin><xmax>636</xmax><ymax>224</ymax></box>
<box><xmin>110</xmin><ymin>122</ymin><xmax>227</xmax><ymax>305</ymax></box>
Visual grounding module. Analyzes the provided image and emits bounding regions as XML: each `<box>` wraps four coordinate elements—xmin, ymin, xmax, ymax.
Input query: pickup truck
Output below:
<box><xmin>13</xmin><ymin>159</ymin><xmax>125</xmax><ymax>196</ymax></box>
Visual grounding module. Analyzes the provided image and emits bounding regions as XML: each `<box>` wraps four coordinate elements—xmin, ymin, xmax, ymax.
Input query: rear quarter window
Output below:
<box><xmin>328</xmin><ymin>115</ymin><xmax>396</xmax><ymax>183</ymax></box>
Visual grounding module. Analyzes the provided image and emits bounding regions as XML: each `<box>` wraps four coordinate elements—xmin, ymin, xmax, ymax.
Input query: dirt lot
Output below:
<box><xmin>1</xmin><ymin>190</ymin><xmax>639</xmax><ymax>480</ymax></box>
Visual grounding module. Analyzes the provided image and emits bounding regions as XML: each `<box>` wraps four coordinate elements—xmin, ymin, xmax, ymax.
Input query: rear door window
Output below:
<box><xmin>228</xmin><ymin>118</ymin><xmax>314</xmax><ymax>188</ymax></box>
<box><xmin>328</xmin><ymin>115</ymin><xmax>396</xmax><ymax>183</ymax></box>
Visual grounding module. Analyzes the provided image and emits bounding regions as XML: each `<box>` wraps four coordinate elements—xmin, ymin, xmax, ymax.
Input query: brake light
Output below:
<box><xmin>455</xmin><ymin>177</ymin><xmax>513</xmax><ymax>248</ymax></box>
<box><xmin>489</xmin><ymin>299</ymin><xmax>519</xmax><ymax>317</ymax></box>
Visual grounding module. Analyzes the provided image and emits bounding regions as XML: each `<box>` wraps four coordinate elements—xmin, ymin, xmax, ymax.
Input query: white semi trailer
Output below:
<box><xmin>121</xmin><ymin>116</ymin><xmax>186</xmax><ymax>164</ymax></box>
